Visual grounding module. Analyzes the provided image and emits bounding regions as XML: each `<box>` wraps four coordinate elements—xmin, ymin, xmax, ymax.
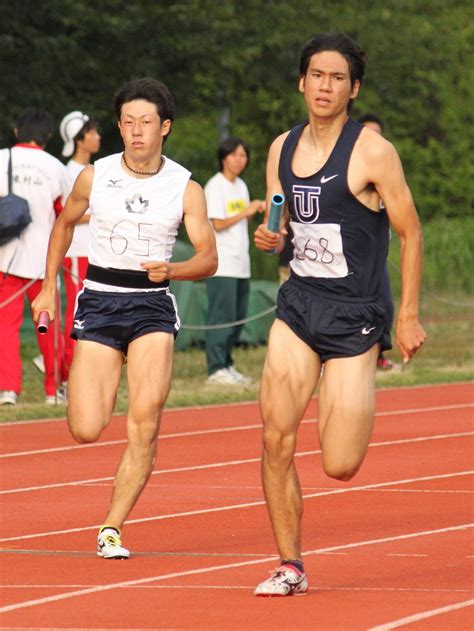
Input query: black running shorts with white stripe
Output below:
<box><xmin>276</xmin><ymin>276</ymin><xmax>392</xmax><ymax>362</ymax></box>
<box><xmin>71</xmin><ymin>288</ymin><xmax>179</xmax><ymax>353</ymax></box>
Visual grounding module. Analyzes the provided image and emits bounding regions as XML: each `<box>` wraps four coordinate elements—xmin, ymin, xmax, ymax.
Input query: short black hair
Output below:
<box><xmin>15</xmin><ymin>108</ymin><xmax>53</xmax><ymax>146</ymax></box>
<box><xmin>114</xmin><ymin>77</ymin><xmax>175</xmax><ymax>131</ymax></box>
<box><xmin>299</xmin><ymin>32</ymin><xmax>367</xmax><ymax>86</ymax></box>
<box><xmin>357</xmin><ymin>113</ymin><xmax>384</xmax><ymax>132</ymax></box>
<box><xmin>217</xmin><ymin>137</ymin><xmax>249</xmax><ymax>172</ymax></box>
<box><xmin>73</xmin><ymin>118</ymin><xmax>99</xmax><ymax>155</ymax></box>
<box><xmin>75</xmin><ymin>118</ymin><xmax>99</xmax><ymax>143</ymax></box>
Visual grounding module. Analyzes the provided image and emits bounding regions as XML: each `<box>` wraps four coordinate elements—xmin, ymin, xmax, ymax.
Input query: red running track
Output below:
<box><xmin>0</xmin><ymin>382</ymin><xmax>473</xmax><ymax>630</ymax></box>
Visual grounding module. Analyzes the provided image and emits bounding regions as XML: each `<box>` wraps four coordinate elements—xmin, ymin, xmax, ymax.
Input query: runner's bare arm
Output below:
<box><xmin>141</xmin><ymin>179</ymin><xmax>217</xmax><ymax>282</ymax></box>
<box><xmin>254</xmin><ymin>133</ymin><xmax>288</xmax><ymax>253</ymax></box>
<box><xmin>369</xmin><ymin>141</ymin><xmax>427</xmax><ymax>361</ymax></box>
<box><xmin>31</xmin><ymin>167</ymin><xmax>92</xmax><ymax>322</ymax></box>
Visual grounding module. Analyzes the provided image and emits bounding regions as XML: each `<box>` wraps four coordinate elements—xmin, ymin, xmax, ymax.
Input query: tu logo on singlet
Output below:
<box><xmin>292</xmin><ymin>185</ymin><xmax>321</xmax><ymax>223</ymax></box>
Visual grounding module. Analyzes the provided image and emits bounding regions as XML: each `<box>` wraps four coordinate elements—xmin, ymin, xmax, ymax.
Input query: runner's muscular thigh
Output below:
<box><xmin>260</xmin><ymin>320</ymin><xmax>320</xmax><ymax>434</ymax></box>
<box><xmin>317</xmin><ymin>344</ymin><xmax>379</xmax><ymax>477</ymax></box>
<box><xmin>126</xmin><ymin>332</ymin><xmax>174</xmax><ymax>416</ymax></box>
<box><xmin>67</xmin><ymin>340</ymin><xmax>123</xmax><ymax>440</ymax></box>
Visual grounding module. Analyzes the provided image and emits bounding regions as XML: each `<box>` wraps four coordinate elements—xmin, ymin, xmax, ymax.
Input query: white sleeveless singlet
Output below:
<box><xmin>85</xmin><ymin>153</ymin><xmax>191</xmax><ymax>292</ymax></box>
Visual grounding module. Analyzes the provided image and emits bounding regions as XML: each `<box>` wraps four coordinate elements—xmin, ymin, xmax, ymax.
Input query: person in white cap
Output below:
<box><xmin>59</xmin><ymin>111</ymin><xmax>101</xmax><ymax>379</ymax></box>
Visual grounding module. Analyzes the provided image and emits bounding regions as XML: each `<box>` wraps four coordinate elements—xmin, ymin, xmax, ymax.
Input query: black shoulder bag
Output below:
<box><xmin>0</xmin><ymin>149</ymin><xmax>32</xmax><ymax>246</ymax></box>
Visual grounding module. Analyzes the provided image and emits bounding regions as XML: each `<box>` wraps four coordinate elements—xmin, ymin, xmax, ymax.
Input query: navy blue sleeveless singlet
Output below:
<box><xmin>278</xmin><ymin>118</ymin><xmax>389</xmax><ymax>299</ymax></box>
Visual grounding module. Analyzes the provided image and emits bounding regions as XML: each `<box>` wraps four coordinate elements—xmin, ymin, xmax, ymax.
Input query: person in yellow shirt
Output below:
<box><xmin>204</xmin><ymin>137</ymin><xmax>264</xmax><ymax>385</ymax></box>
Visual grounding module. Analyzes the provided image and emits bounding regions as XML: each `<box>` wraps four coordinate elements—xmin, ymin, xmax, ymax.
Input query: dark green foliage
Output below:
<box><xmin>1</xmin><ymin>0</ymin><xmax>471</xmax><ymax>269</ymax></box>
<box><xmin>388</xmin><ymin>217</ymin><xmax>474</xmax><ymax>298</ymax></box>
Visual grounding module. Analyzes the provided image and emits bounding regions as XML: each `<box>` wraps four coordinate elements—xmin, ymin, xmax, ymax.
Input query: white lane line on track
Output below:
<box><xmin>0</xmin><ymin>470</ymin><xmax>472</xmax><ymax>543</ymax></box>
<box><xmin>386</xmin><ymin>554</ymin><xmax>428</xmax><ymax>557</ymax></box>
<box><xmin>368</xmin><ymin>598</ymin><xmax>474</xmax><ymax>630</ymax></box>
<box><xmin>363</xmin><ymin>488</ymin><xmax>474</xmax><ymax>494</ymax></box>
<box><xmin>1</xmin><ymin>381</ymin><xmax>471</xmax><ymax>429</ymax></box>
<box><xmin>1</xmin><ymin>402</ymin><xmax>472</xmax><ymax>459</ymax></box>
<box><xmin>2</xmin><ymin>584</ymin><xmax>472</xmax><ymax>593</ymax></box>
<box><xmin>0</xmin><ymin>523</ymin><xmax>472</xmax><ymax>614</ymax></box>
<box><xmin>1</xmin><ymin>431</ymin><xmax>473</xmax><ymax>496</ymax></box>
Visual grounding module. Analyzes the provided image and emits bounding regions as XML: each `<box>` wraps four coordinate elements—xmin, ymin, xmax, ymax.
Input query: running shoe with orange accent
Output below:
<box><xmin>254</xmin><ymin>563</ymin><xmax>308</xmax><ymax>596</ymax></box>
<box><xmin>97</xmin><ymin>526</ymin><xmax>130</xmax><ymax>559</ymax></box>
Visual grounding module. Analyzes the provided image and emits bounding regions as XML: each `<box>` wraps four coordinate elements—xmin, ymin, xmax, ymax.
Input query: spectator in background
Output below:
<box><xmin>59</xmin><ymin>111</ymin><xmax>101</xmax><ymax>379</ymax></box>
<box><xmin>0</xmin><ymin>108</ymin><xmax>70</xmax><ymax>405</ymax></box>
<box><xmin>204</xmin><ymin>137</ymin><xmax>265</xmax><ymax>385</ymax></box>
<box><xmin>357</xmin><ymin>112</ymin><xmax>384</xmax><ymax>135</ymax></box>
<box><xmin>358</xmin><ymin>113</ymin><xmax>399</xmax><ymax>371</ymax></box>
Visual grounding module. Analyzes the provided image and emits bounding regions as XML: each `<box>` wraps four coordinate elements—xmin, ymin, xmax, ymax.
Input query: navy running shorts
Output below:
<box><xmin>71</xmin><ymin>288</ymin><xmax>180</xmax><ymax>353</ymax></box>
<box><xmin>276</xmin><ymin>276</ymin><xmax>392</xmax><ymax>362</ymax></box>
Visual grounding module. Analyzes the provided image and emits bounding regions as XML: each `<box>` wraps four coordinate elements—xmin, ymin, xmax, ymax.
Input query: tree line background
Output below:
<box><xmin>1</xmin><ymin>0</ymin><xmax>472</xmax><ymax>282</ymax></box>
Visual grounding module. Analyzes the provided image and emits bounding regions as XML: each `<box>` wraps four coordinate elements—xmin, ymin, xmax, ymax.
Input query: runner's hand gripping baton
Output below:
<box><xmin>37</xmin><ymin>311</ymin><xmax>50</xmax><ymax>335</ymax></box>
<box><xmin>266</xmin><ymin>193</ymin><xmax>285</xmax><ymax>255</ymax></box>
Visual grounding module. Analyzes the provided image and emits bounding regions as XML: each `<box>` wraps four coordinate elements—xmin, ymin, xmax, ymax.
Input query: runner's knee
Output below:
<box><xmin>128</xmin><ymin>410</ymin><xmax>160</xmax><ymax>448</ymax></box>
<box><xmin>322</xmin><ymin>456</ymin><xmax>361</xmax><ymax>481</ymax></box>
<box><xmin>68</xmin><ymin>419</ymin><xmax>103</xmax><ymax>444</ymax></box>
<box><xmin>263</xmin><ymin>427</ymin><xmax>297</xmax><ymax>464</ymax></box>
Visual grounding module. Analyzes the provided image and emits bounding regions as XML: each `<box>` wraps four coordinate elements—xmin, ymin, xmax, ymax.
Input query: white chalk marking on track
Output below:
<box><xmin>0</xmin><ymin>523</ymin><xmax>472</xmax><ymax>614</ymax></box>
<box><xmin>363</xmin><ymin>488</ymin><xmax>474</xmax><ymax>494</ymax></box>
<box><xmin>1</xmin><ymin>431</ymin><xmax>472</xmax><ymax>496</ymax></box>
<box><xmin>0</xmin><ymin>381</ymin><xmax>471</xmax><ymax>429</ymax></box>
<box><xmin>2</xmin><ymin>584</ymin><xmax>472</xmax><ymax>593</ymax></box>
<box><xmin>368</xmin><ymin>598</ymin><xmax>474</xmax><ymax>630</ymax></box>
<box><xmin>120</xmin><ymin>585</ymin><xmax>474</xmax><ymax>593</ymax></box>
<box><xmin>1</xmin><ymin>402</ymin><xmax>472</xmax><ymax>458</ymax></box>
<box><xmin>0</xmin><ymin>470</ymin><xmax>472</xmax><ymax>543</ymax></box>
<box><xmin>386</xmin><ymin>553</ymin><xmax>428</xmax><ymax>557</ymax></box>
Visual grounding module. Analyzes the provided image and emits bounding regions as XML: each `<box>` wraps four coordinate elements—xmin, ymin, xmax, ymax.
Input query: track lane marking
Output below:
<box><xmin>2</xmin><ymin>584</ymin><xmax>472</xmax><ymax>593</ymax></box>
<box><xmin>1</xmin><ymin>403</ymin><xmax>472</xmax><ymax>459</ymax></box>
<box><xmin>0</xmin><ymin>523</ymin><xmax>472</xmax><ymax>614</ymax></box>
<box><xmin>1</xmin><ymin>431</ymin><xmax>473</xmax><ymax>496</ymax></box>
<box><xmin>368</xmin><ymin>598</ymin><xmax>474</xmax><ymax>630</ymax></box>
<box><xmin>1</xmin><ymin>381</ymin><xmax>471</xmax><ymax>429</ymax></box>
<box><xmin>0</xmin><ymin>470</ymin><xmax>472</xmax><ymax>543</ymax></box>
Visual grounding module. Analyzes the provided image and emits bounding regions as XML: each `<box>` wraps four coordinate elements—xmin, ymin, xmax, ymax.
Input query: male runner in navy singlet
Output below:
<box><xmin>32</xmin><ymin>78</ymin><xmax>217</xmax><ymax>559</ymax></box>
<box><xmin>253</xmin><ymin>33</ymin><xmax>426</xmax><ymax>596</ymax></box>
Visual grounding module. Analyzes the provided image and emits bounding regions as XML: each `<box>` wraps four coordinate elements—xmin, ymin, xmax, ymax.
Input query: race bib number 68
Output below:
<box><xmin>290</xmin><ymin>221</ymin><xmax>349</xmax><ymax>279</ymax></box>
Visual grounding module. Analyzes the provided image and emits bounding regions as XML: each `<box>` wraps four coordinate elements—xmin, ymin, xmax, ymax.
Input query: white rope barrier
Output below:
<box><xmin>1</xmin><ymin>264</ymin><xmax>471</xmax><ymax>335</ymax></box>
<box><xmin>180</xmin><ymin>305</ymin><xmax>276</xmax><ymax>330</ymax></box>
<box><xmin>0</xmin><ymin>276</ymin><xmax>40</xmax><ymax>309</ymax></box>
<box><xmin>386</xmin><ymin>260</ymin><xmax>474</xmax><ymax>308</ymax></box>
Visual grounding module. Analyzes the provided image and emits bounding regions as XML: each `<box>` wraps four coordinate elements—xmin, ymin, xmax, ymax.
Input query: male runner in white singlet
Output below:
<box><xmin>253</xmin><ymin>33</ymin><xmax>426</xmax><ymax>595</ymax></box>
<box><xmin>33</xmin><ymin>78</ymin><xmax>217</xmax><ymax>559</ymax></box>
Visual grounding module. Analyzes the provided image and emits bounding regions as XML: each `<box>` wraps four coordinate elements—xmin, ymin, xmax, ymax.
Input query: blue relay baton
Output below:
<box><xmin>266</xmin><ymin>193</ymin><xmax>285</xmax><ymax>254</ymax></box>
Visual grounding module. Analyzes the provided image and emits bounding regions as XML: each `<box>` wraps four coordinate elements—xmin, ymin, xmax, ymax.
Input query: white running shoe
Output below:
<box><xmin>254</xmin><ymin>564</ymin><xmax>308</xmax><ymax>597</ymax></box>
<box><xmin>228</xmin><ymin>366</ymin><xmax>252</xmax><ymax>385</ymax></box>
<box><xmin>32</xmin><ymin>355</ymin><xmax>45</xmax><ymax>374</ymax></box>
<box><xmin>97</xmin><ymin>526</ymin><xmax>130</xmax><ymax>559</ymax></box>
<box><xmin>206</xmin><ymin>367</ymin><xmax>240</xmax><ymax>385</ymax></box>
<box><xmin>45</xmin><ymin>386</ymin><xmax>67</xmax><ymax>405</ymax></box>
<box><xmin>0</xmin><ymin>390</ymin><xmax>18</xmax><ymax>406</ymax></box>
